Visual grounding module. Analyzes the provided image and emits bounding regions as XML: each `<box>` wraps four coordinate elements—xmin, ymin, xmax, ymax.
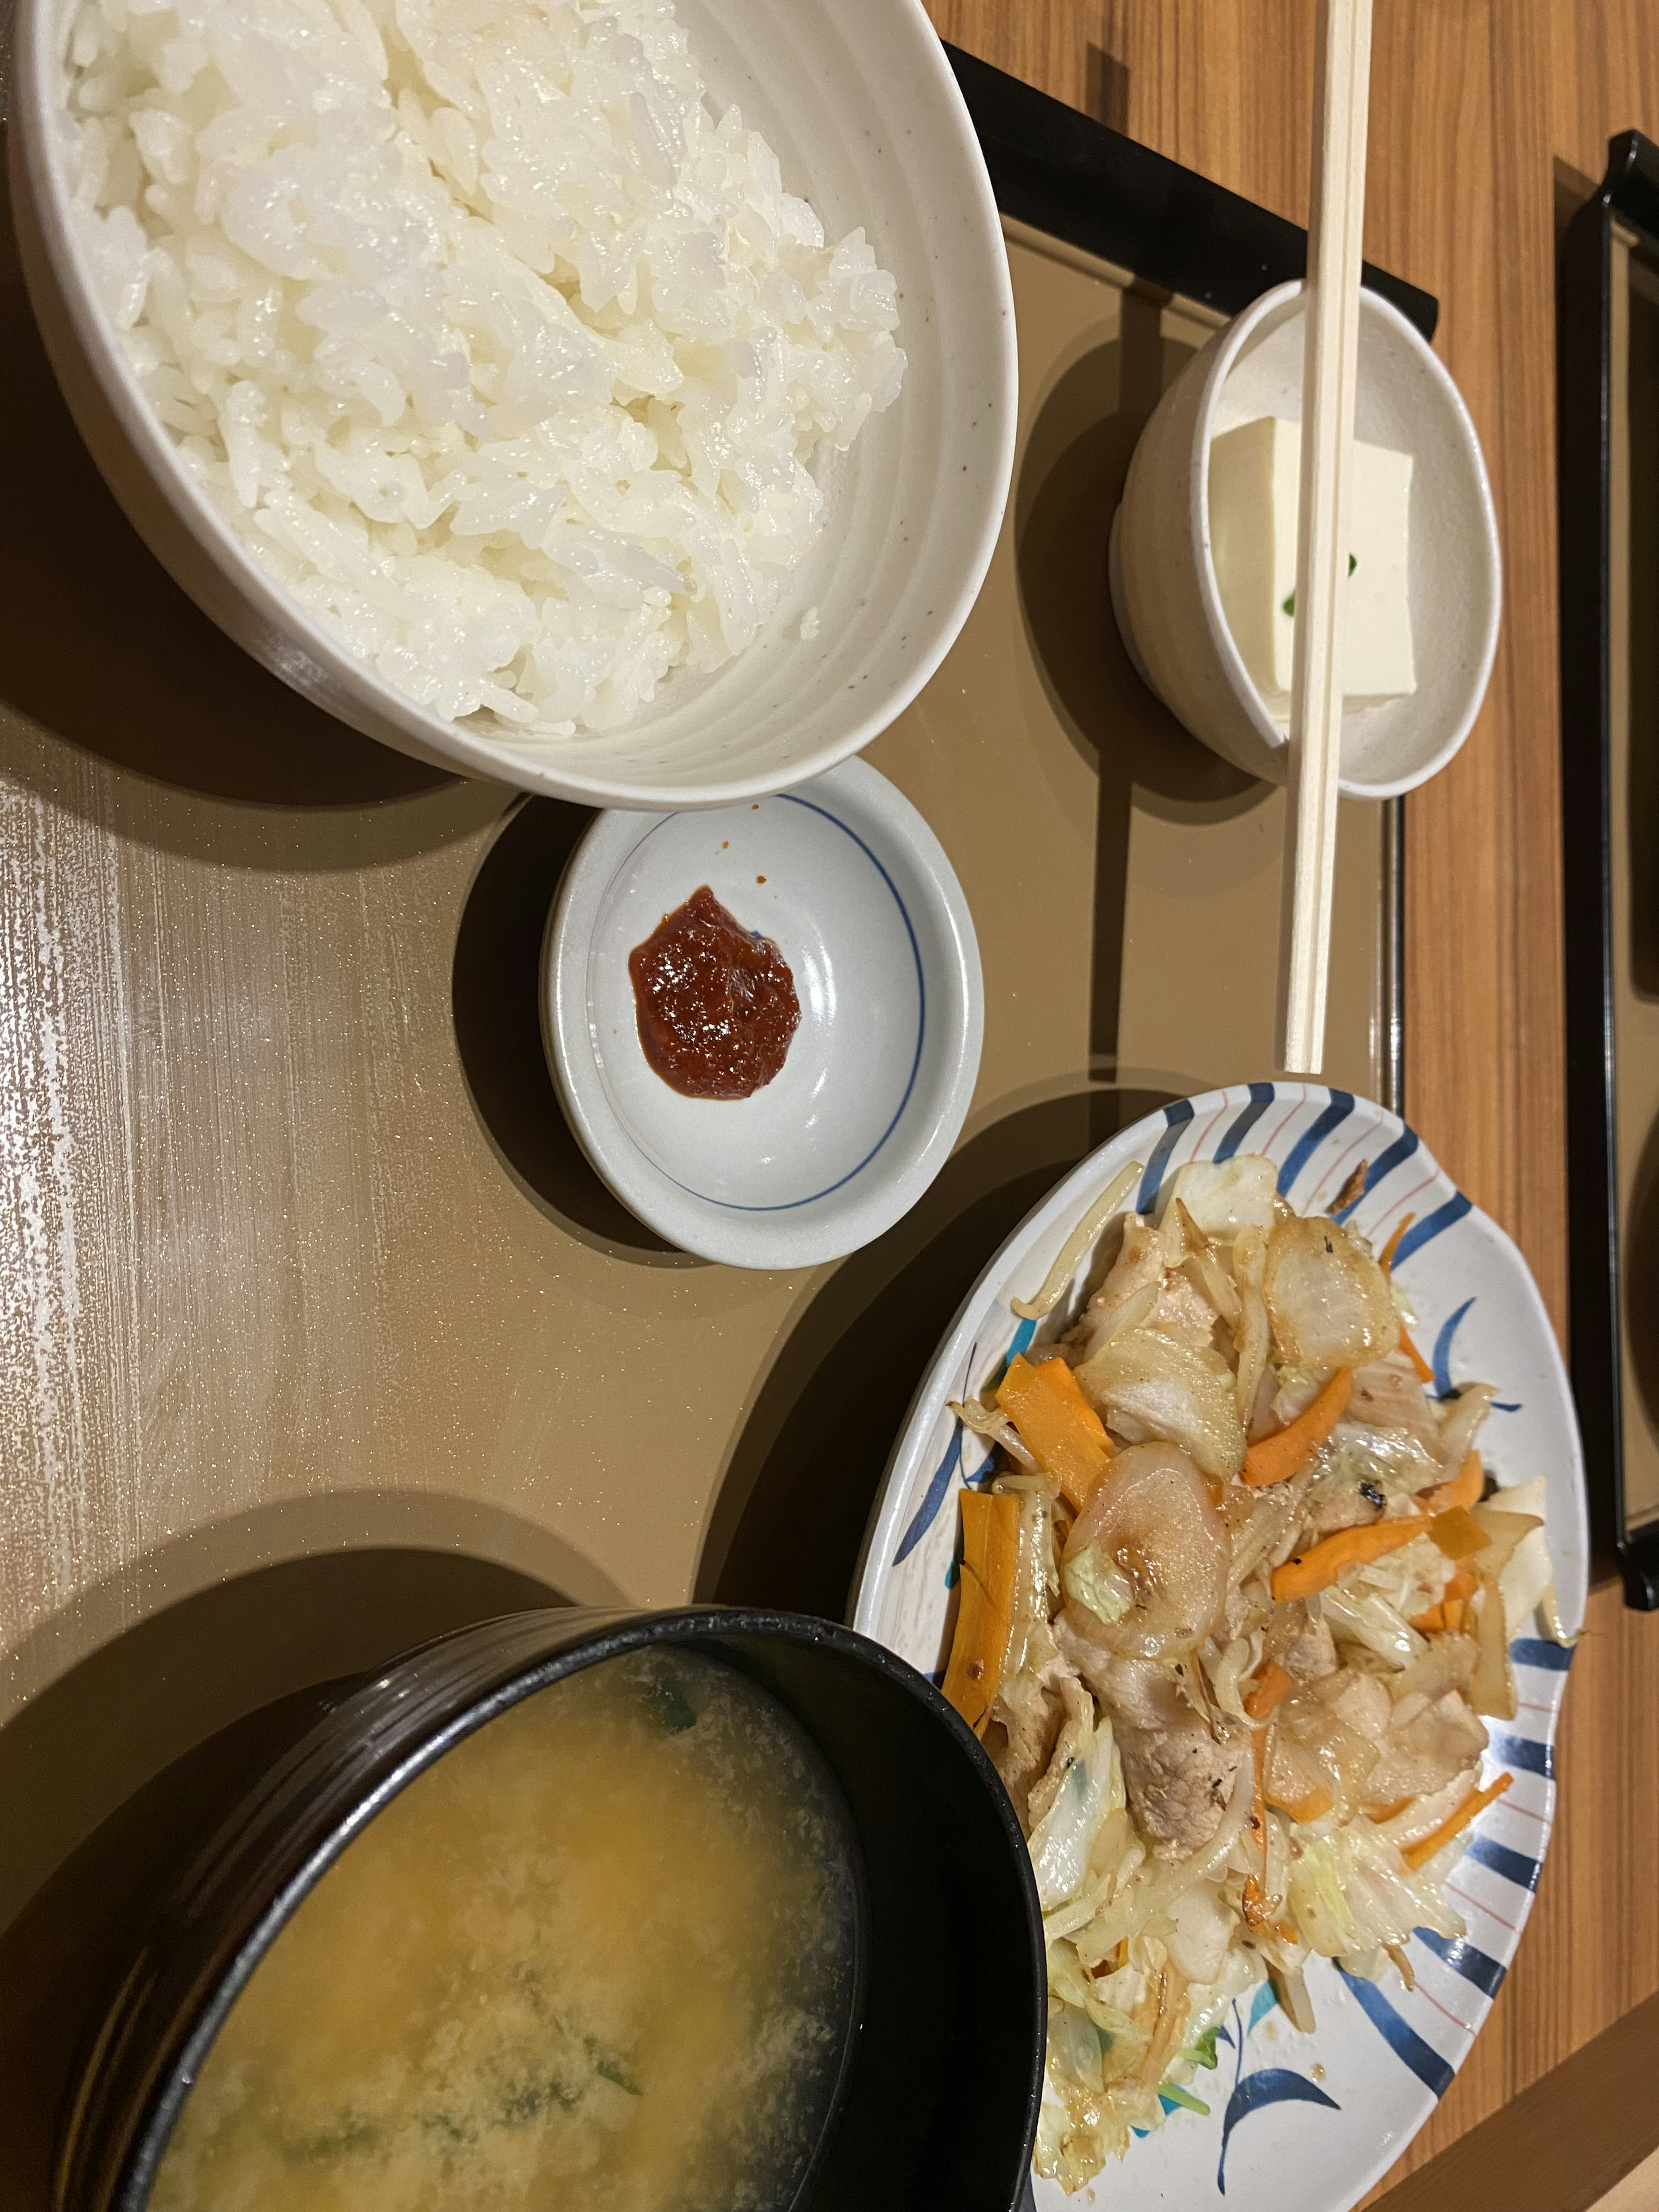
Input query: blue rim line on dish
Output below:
<box><xmin>605</xmin><ymin>791</ymin><xmax>928</xmax><ymax>1215</ymax></box>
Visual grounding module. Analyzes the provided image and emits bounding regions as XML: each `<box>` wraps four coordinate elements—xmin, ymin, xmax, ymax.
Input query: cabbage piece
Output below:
<box><xmin>1349</xmin><ymin>1355</ymin><xmax>1443</xmax><ymax>1451</ymax></box>
<box><xmin>1287</xmin><ymin>1821</ymin><xmax>1464</xmax><ymax>1956</ymax></box>
<box><xmin>1045</xmin><ymin>2001</ymin><xmax>1107</xmax><ymax>2105</ymax></box>
<box><xmin>1028</xmin><ymin>1712</ymin><xmax>1122</xmax><ymax>1911</ymax></box>
<box><xmin>1164</xmin><ymin>1879</ymin><xmax>1233</xmax><ymax>1984</ymax></box>
<box><xmin>1270</xmin><ymin>1367</ymin><xmax>1330</xmax><ymax>1427</ymax></box>
<box><xmin>997</xmin><ymin>1475</ymin><xmax>1062</xmax><ymax>1690</ymax></box>
<box><xmin>1077</xmin><ymin>1329</ymin><xmax>1246</xmax><ymax>1482</ymax></box>
<box><xmin>1265</xmin><ymin>1217</ymin><xmax>1399</xmax><ymax>1369</ymax></box>
<box><xmin>1159</xmin><ymin>1154</ymin><xmax>1279</xmax><ymax>1236</ymax></box>
<box><xmin>1348</xmin><ymin>1533</ymin><xmax>1455</xmax><ymax>1629</ymax></box>
<box><xmin>1063</xmin><ymin>1546</ymin><xmax>1133</xmax><ymax>1628</ymax></box>
<box><xmin>1229</xmin><ymin>1482</ymin><xmax>1307</xmax><ymax>1591</ymax></box>
<box><xmin>1075</xmin><ymin>1758</ymin><xmax>1254</xmax><ymax>1964</ymax></box>
<box><xmin>1320</xmin><ymin>1584</ymin><xmax>1427</xmax><ymax>1666</ymax></box>
<box><xmin>1322</xmin><ymin>1419</ymin><xmax>1443</xmax><ymax>1497</ymax></box>
<box><xmin>1060</xmin><ymin>1444</ymin><xmax>1230</xmax><ymax>1659</ymax></box>
<box><xmin>1314</xmin><ymin>1665</ymin><xmax>1392</xmax><ymax>1747</ymax></box>
<box><xmin>1046</xmin><ymin>1939</ymin><xmax>1144</xmax><ymax>2045</ymax></box>
<box><xmin>1036</xmin><ymin>1999</ymin><xmax>1158</xmax><ymax>2190</ymax></box>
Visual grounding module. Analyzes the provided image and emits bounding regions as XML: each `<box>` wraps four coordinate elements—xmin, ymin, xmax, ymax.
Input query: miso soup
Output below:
<box><xmin>150</xmin><ymin>1648</ymin><xmax>859</xmax><ymax>2212</ymax></box>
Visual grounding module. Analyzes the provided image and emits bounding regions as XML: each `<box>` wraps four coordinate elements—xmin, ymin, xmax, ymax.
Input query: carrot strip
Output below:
<box><xmin>1422</xmin><ymin>1452</ymin><xmax>1484</xmax><ymax>1516</ymax></box>
<box><xmin>1278</xmin><ymin>1786</ymin><xmax>1335</xmax><ymax>1823</ymax></box>
<box><xmin>996</xmin><ymin>1354</ymin><xmax>1112</xmax><ymax>1512</ymax></box>
<box><xmin>1245</xmin><ymin>1660</ymin><xmax>1294</xmax><ymax>1720</ymax></box>
<box><xmin>941</xmin><ymin>1490</ymin><xmax>1020</xmax><ymax>1734</ymax></box>
<box><xmin>1377</xmin><ymin>1214</ymin><xmax>1416</xmax><ymax>1275</ymax></box>
<box><xmin>1410</xmin><ymin>1563</ymin><xmax>1479</xmax><ymax>1632</ymax></box>
<box><xmin>1271</xmin><ymin>1516</ymin><xmax>1423</xmax><ymax>1601</ymax></box>
<box><xmin>1033</xmin><ymin>1354</ymin><xmax>1110</xmax><ymax>1444</ymax></box>
<box><xmin>1243</xmin><ymin>1367</ymin><xmax>1354</xmax><ymax>1488</ymax></box>
<box><xmin>1397</xmin><ymin>1322</ymin><xmax>1434</xmax><ymax>1385</ymax></box>
<box><xmin>1402</xmin><ymin>1772</ymin><xmax>1513</xmax><ymax>1871</ymax></box>
<box><xmin>1367</xmin><ymin>1796</ymin><xmax>1413</xmax><ymax>1823</ymax></box>
<box><xmin>1427</xmin><ymin>1506</ymin><xmax>1492</xmax><ymax>1562</ymax></box>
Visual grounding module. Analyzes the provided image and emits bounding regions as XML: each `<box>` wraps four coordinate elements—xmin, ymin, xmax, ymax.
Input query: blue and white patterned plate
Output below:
<box><xmin>851</xmin><ymin>1082</ymin><xmax>1588</xmax><ymax>2212</ymax></box>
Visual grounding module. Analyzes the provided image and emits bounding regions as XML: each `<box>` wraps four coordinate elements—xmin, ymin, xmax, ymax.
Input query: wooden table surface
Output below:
<box><xmin>1</xmin><ymin>0</ymin><xmax>1656</xmax><ymax>2200</ymax></box>
<box><xmin>921</xmin><ymin>0</ymin><xmax>1659</xmax><ymax>2195</ymax></box>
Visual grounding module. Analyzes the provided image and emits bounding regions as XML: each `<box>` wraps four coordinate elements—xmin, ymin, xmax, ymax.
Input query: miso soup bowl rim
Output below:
<box><xmin>55</xmin><ymin>1605</ymin><xmax>1044</xmax><ymax>2212</ymax></box>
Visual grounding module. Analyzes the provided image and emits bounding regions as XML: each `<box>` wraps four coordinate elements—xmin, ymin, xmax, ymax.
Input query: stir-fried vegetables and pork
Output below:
<box><xmin>939</xmin><ymin>1154</ymin><xmax>1567</xmax><ymax>2193</ymax></box>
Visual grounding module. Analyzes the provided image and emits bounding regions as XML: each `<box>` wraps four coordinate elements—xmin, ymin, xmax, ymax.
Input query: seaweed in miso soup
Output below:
<box><xmin>150</xmin><ymin>1649</ymin><xmax>859</xmax><ymax>2212</ymax></box>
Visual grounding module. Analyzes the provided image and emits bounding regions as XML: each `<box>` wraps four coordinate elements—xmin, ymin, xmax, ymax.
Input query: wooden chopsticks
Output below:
<box><xmin>1278</xmin><ymin>0</ymin><xmax>1374</xmax><ymax>1074</ymax></box>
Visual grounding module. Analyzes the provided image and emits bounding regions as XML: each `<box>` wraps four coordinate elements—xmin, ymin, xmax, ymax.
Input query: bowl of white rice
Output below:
<box><xmin>11</xmin><ymin>0</ymin><xmax>1016</xmax><ymax>807</ymax></box>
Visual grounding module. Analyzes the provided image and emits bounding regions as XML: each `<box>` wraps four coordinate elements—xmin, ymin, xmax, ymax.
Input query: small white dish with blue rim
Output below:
<box><xmin>852</xmin><ymin>1081</ymin><xmax>1588</xmax><ymax>2212</ymax></box>
<box><xmin>543</xmin><ymin>758</ymin><xmax>983</xmax><ymax>1268</ymax></box>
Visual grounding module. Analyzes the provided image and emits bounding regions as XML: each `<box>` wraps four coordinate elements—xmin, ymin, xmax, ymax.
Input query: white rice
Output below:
<box><xmin>56</xmin><ymin>0</ymin><xmax>905</xmax><ymax>740</ymax></box>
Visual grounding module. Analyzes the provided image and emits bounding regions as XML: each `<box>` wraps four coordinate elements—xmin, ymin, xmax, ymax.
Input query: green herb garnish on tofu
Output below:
<box><xmin>1282</xmin><ymin>553</ymin><xmax>1357</xmax><ymax>618</ymax></box>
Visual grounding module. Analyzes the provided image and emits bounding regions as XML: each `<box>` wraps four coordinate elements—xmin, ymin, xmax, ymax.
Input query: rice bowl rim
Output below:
<box><xmin>11</xmin><ymin>0</ymin><xmax>1018</xmax><ymax>810</ymax></box>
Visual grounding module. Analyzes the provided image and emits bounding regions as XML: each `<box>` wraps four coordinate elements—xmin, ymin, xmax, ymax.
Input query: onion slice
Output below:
<box><xmin>1012</xmin><ymin>1163</ymin><xmax>1143</xmax><ymax>1320</ymax></box>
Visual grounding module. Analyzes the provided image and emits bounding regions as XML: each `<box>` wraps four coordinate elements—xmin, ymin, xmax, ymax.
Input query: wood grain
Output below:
<box><xmin>926</xmin><ymin>0</ymin><xmax>1659</xmax><ymax>2191</ymax></box>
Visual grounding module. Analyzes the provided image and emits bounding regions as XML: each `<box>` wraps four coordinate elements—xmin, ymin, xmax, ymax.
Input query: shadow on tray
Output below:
<box><xmin>701</xmin><ymin>1084</ymin><xmax>1172</xmax><ymax>1621</ymax></box>
<box><xmin>1011</xmin><ymin>295</ymin><xmax>1268</xmax><ymax>1073</ymax></box>
<box><xmin>451</xmin><ymin>799</ymin><xmax>700</xmax><ymax>1263</ymax></box>
<box><xmin>701</xmin><ymin>302</ymin><xmax>1272</xmax><ymax>1618</ymax></box>
<box><xmin>0</xmin><ymin>1545</ymin><xmax>566</xmax><ymax>2211</ymax></box>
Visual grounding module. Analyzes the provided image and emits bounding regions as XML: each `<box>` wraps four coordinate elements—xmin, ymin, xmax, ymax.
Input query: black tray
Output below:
<box><xmin>944</xmin><ymin>42</ymin><xmax>1437</xmax><ymax>342</ymax></box>
<box><xmin>1558</xmin><ymin>129</ymin><xmax>1659</xmax><ymax>1610</ymax></box>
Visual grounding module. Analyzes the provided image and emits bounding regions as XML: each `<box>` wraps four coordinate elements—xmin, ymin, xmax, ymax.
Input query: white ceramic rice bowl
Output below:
<box><xmin>10</xmin><ymin>0</ymin><xmax>1016</xmax><ymax>808</ymax></box>
<box><xmin>853</xmin><ymin>1082</ymin><xmax>1587</xmax><ymax>2212</ymax></box>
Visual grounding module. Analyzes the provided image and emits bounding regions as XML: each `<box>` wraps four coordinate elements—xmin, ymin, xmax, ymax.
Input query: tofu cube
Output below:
<box><xmin>1208</xmin><ymin>414</ymin><xmax>1416</xmax><ymax>720</ymax></box>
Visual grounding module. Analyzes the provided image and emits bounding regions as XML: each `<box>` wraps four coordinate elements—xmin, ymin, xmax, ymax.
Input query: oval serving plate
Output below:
<box><xmin>851</xmin><ymin>1081</ymin><xmax>1588</xmax><ymax>2212</ymax></box>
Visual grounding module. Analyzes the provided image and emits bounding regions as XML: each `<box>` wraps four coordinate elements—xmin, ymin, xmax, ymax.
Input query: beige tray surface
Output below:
<box><xmin>0</xmin><ymin>202</ymin><xmax>1392</xmax><ymax>1927</ymax></box>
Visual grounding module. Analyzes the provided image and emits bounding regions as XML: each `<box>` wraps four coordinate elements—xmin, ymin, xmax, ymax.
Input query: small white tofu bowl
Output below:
<box><xmin>10</xmin><ymin>0</ymin><xmax>1015</xmax><ymax>810</ymax></box>
<box><xmin>542</xmin><ymin>758</ymin><xmax>983</xmax><ymax>1268</ymax></box>
<box><xmin>1109</xmin><ymin>280</ymin><xmax>1500</xmax><ymax>801</ymax></box>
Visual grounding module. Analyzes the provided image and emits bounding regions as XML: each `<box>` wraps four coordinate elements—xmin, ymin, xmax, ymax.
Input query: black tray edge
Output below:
<box><xmin>1557</xmin><ymin>127</ymin><xmax>1659</xmax><ymax>1610</ymax></box>
<box><xmin>945</xmin><ymin>42</ymin><xmax>1439</xmax><ymax>344</ymax></box>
